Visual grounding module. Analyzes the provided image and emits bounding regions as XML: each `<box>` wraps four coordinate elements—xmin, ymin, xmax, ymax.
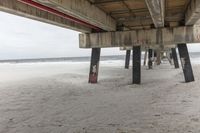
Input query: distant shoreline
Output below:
<box><xmin>0</xmin><ymin>55</ymin><xmax>126</xmax><ymax>63</ymax></box>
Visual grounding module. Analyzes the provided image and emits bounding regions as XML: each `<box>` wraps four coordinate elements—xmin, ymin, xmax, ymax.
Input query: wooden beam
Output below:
<box><xmin>0</xmin><ymin>0</ymin><xmax>91</xmax><ymax>32</ymax></box>
<box><xmin>185</xmin><ymin>0</ymin><xmax>200</xmax><ymax>25</ymax></box>
<box><xmin>145</xmin><ymin>0</ymin><xmax>165</xmax><ymax>28</ymax></box>
<box><xmin>33</xmin><ymin>0</ymin><xmax>116</xmax><ymax>31</ymax></box>
<box><xmin>79</xmin><ymin>26</ymin><xmax>200</xmax><ymax>48</ymax></box>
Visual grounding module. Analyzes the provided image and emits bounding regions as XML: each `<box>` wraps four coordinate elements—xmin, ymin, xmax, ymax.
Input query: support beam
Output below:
<box><xmin>89</xmin><ymin>48</ymin><xmax>101</xmax><ymax>83</ymax></box>
<box><xmin>148</xmin><ymin>49</ymin><xmax>153</xmax><ymax>69</ymax></box>
<box><xmin>0</xmin><ymin>0</ymin><xmax>90</xmax><ymax>33</ymax></box>
<box><xmin>171</xmin><ymin>48</ymin><xmax>179</xmax><ymax>69</ymax></box>
<box><xmin>177</xmin><ymin>44</ymin><xmax>194</xmax><ymax>83</ymax></box>
<box><xmin>125</xmin><ymin>50</ymin><xmax>131</xmax><ymax>69</ymax></box>
<box><xmin>145</xmin><ymin>0</ymin><xmax>165</xmax><ymax>28</ymax></box>
<box><xmin>132</xmin><ymin>46</ymin><xmax>141</xmax><ymax>84</ymax></box>
<box><xmin>33</xmin><ymin>0</ymin><xmax>116</xmax><ymax>31</ymax></box>
<box><xmin>79</xmin><ymin>26</ymin><xmax>200</xmax><ymax>48</ymax></box>
<box><xmin>185</xmin><ymin>0</ymin><xmax>200</xmax><ymax>25</ymax></box>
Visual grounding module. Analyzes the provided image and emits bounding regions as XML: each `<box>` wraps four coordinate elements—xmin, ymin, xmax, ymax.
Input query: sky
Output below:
<box><xmin>0</xmin><ymin>11</ymin><xmax>124</xmax><ymax>59</ymax></box>
<box><xmin>0</xmin><ymin>11</ymin><xmax>200</xmax><ymax>60</ymax></box>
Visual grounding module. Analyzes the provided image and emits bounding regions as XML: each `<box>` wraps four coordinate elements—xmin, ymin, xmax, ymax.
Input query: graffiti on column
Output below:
<box><xmin>92</xmin><ymin>65</ymin><xmax>97</xmax><ymax>76</ymax></box>
<box><xmin>180</xmin><ymin>57</ymin><xmax>186</xmax><ymax>69</ymax></box>
<box><xmin>89</xmin><ymin>64</ymin><xmax>97</xmax><ymax>83</ymax></box>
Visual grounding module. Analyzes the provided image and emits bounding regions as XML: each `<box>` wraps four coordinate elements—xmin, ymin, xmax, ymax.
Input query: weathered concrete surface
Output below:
<box><xmin>0</xmin><ymin>0</ymin><xmax>91</xmax><ymax>33</ymax></box>
<box><xmin>185</xmin><ymin>0</ymin><xmax>200</xmax><ymax>25</ymax></box>
<box><xmin>33</xmin><ymin>0</ymin><xmax>116</xmax><ymax>31</ymax></box>
<box><xmin>145</xmin><ymin>0</ymin><xmax>165</xmax><ymax>28</ymax></box>
<box><xmin>80</xmin><ymin>26</ymin><xmax>200</xmax><ymax>48</ymax></box>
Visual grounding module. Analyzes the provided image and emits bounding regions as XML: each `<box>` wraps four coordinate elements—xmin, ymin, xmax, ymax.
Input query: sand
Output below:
<box><xmin>0</xmin><ymin>61</ymin><xmax>200</xmax><ymax>133</ymax></box>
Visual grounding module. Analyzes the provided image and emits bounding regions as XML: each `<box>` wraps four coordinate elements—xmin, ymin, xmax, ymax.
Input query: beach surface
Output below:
<box><xmin>0</xmin><ymin>60</ymin><xmax>200</xmax><ymax>133</ymax></box>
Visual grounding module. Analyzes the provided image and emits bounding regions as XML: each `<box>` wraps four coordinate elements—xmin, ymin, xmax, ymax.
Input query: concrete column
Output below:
<box><xmin>89</xmin><ymin>48</ymin><xmax>101</xmax><ymax>83</ymax></box>
<box><xmin>166</xmin><ymin>51</ymin><xmax>172</xmax><ymax>65</ymax></box>
<box><xmin>148</xmin><ymin>49</ymin><xmax>153</xmax><ymax>69</ymax></box>
<box><xmin>125</xmin><ymin>50</ymin><xmax>131</xmax><ymax>69</ymax></box>
<box><xmin>132</xmin><ymin>46</ymin><xmax>141</xmax><ymax>84</ymax></box>
<box><xmin>177</xmin><ymin>44</ymin><xmax>194</xmax><ymax>83</ymax></box>
<box><xmin>171</xmin><ymin>48</ymin><xmax>179</xmax><ymax>69</ymax></box>
<box><xmin>143</xmin><ymin>49</ymin><xmax>148</xmax><ymax>66</ymax></box>
<box><xmin>156</xmin><ymin>49</ymin><xmax>161</xmax><ymax>65</ymax></box>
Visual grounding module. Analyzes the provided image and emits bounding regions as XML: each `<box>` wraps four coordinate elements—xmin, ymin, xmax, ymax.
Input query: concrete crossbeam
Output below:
<box><xmin>79</xmin><ymin>26</ymin><xmax>200</xmax><ymax>48</ymax></box>
<box><xmin>145</xmin><ymin>0</ymin><xmax>165</xmax><ymax>28</ymax></box>
<box><xmin>33</xmin><ymin>0</ymin><xmax>116</xmax><ymax>31</ymax></box>
<box><xmin>185</xmin><ymin>0</ymin><xmax>200</xmax><ymax>25</ymax></box>
<box><xmin>0</xmin><ymin>0</ymin><xmax>91</xmax><ymax>32</ymax></box>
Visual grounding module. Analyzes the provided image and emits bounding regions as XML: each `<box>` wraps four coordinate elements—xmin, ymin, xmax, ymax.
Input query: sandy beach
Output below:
<box><xmin>0</xmin><ymin>60</ymin><xmax>200</xmax><ymax>133</ymax></box>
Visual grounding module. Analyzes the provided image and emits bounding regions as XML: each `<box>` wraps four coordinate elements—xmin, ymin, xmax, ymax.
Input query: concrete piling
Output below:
<box><xmin>125</xmin><ymin>50</ymin><xmax>131</xmax><ymax>69</ymax></box>
<box><xmin>148</xmin><ymin>49</ymin><xmax>153</xmax><ymax>69</ymax></box>
<box><xmin>177</xmin><ymin>44</ymin><xmax>194</xmax><ymax>83</ymax></box>
<box><xmin>132</xmin><ymin>46</ymin><xmax>141</xmax><ymax>84</ymax></box>
<box><xmin>171</xmin><ymin>48</ymin><xmax>179</xmax><ymax>69</ymax></box>
<box><xmin>89</xmin><ymin>48</ymin><xmax>101</xmax><ymax>83</ymax></box>
<box><xmin>143</xmin><ymin>49</ymin><xmax>148</xmax><ymax>66</ymax></box>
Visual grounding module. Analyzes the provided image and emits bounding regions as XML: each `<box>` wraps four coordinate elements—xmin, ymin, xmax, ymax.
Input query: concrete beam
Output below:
<box><xmin>145</xmin><ymin>0</ymin><xmax>165</xmax><ymax>28</ymax></box>
<box><xmin>185</xmin><ymin>0</ymin><xmax>200</xmax><ymax>25</ymax></box>
<box><xmin>33</xmin><ymin>0</ymin><xmax>116</xmax><ymax>31</ymax></box>
<box><xmin>0</xmin><ymin>0</ymin><xmax>90</xmax><ymax>32</ymax></box>
<box><xmin>79</xmin><ymin>26</ymin><xmax>200</xmax><ymax>48</ymax></box>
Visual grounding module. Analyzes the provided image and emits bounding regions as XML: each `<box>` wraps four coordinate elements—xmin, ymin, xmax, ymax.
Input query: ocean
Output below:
<box><xmin>0</xmin><ymin>52</ymin><xmax>200</xmax><ymax>64</ymax></box>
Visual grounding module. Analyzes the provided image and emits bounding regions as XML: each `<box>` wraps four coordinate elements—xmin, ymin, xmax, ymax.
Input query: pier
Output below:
<box><xmin>0</xmin><ymin>0</ymin><xmax>199</xmax><ymax>84</ymax></box>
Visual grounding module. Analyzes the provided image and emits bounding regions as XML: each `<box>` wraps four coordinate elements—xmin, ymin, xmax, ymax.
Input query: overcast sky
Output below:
<box><xmin>0</xmin><ymin>11</ymin><xmax>199</xmax><ymax>60</ymax></box>
<box><xmin>0</xmin><ymin>11</ymin><xmax>125</xmax><ymax>59</ymax></box>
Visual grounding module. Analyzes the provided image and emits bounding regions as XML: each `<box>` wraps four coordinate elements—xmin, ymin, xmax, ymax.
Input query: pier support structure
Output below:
<box><xmin>125</xmin><ymin>50</ymin><xmax>131</xmax><ymax>69</ymax></box>
<box><xmin>132</xmin><ymin>46</ymin><xmax>141</xmax><ymax>84</ymax></box>
<box><xmin>171</xmin><ymin>48</ymin><xmax>179</xmax><ymax>69</ymax></box>
<box><xmin>148</xmin><ymin>49</ymin><xmax>153</xmax><ymax>69</ymax></box>
<box><xmin>156</xmin><ymin>49</ymin><xmax>161</xmax><ymax>65</ymax></box>
<box><xmin>177</xmin><ymin>44</ymin><xmax>194</xmax><ymax>82</ymax></box>
<box><xmin>143</xmin><ymin>48</ymin><xmax>148</xmax><ymax>66</ymax></box>
<box><xmin>89</xmin><ymin>48</ymin><xmax>101</xmax><ymax>83</ymax></box>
